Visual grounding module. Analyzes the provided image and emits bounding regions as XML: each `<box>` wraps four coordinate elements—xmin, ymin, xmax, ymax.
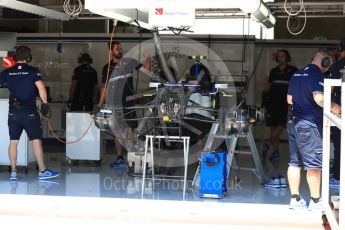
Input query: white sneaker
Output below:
<box><xmin>289</xmin><ymin>197</ymin><xmax>307</xmax><ymax>210</ymax></box>
<box><xmin>309</xmin><ymin>199</ymin><xmax>322</xmax><ymax>211</ymax></box>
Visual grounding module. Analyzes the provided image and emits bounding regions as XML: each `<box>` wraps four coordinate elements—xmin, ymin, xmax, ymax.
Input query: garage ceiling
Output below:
<box><xmin>0</xmin><ymin>0</ymin><xmax>345</xmax><ymax>38</ymax></box>
<box><xmin>267</xmin><ymin>0</ymin><xmax>345</xmax><ymax>18</ymax></box>
<box><xmin>1</xmin><ymin>1</ymin><xmax>344</xmax><ymax>20</ymax></box>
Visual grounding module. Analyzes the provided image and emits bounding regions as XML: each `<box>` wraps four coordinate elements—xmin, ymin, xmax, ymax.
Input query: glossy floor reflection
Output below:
<box><xmin>0</xmin><ymin>141</ymin><xmax>339</xmax><ymax>205</ymax></box>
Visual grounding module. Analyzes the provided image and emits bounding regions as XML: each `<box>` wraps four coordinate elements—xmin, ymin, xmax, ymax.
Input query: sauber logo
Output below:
<box><xmin>155</xmin><ymin>8</ymin><xmax>163</xmax><ymax>15</ymax></box>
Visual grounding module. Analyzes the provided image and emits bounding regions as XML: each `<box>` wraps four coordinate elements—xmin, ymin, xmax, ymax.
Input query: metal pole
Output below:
<box><xmin>338</xmin><ymin>69</ymin><xmax>345</xmax><ymax>229</ymax></box>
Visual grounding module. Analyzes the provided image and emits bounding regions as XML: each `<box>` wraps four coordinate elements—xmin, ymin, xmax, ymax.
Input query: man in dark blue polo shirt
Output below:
<box><xmin>0</xmin><ymin>46</ymin><xmax>60</xmax><ymax>181</ymax></box>
<box><xmin>287</xmin><ymin>49</ymin><xmax>340</xmax><ymax>210</ymax></box>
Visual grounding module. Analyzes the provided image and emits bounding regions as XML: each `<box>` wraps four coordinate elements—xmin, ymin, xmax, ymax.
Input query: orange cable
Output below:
<box><xmin>98</xmin><ymin>24</ymin><xmax>116</xmax><ymax>107</ymax></box>
<box><xmin>45</xmin><ymin>116</ymin><xmax>93</xmax><ymax>144</ymax></box>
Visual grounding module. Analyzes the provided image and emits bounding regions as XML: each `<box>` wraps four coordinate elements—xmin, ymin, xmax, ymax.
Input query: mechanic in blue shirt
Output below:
<box><xmin>328</xmin><ymin>39</ymin><xmax>345</xmax><ymax>189</ymax></box>
<box><xmin>0</xmin><ymin>46</ymin><xmax>60</xmax><ymax>181</ymax></box>
<box><xmin>286</xmin><ymin>49</ymin><xmax>340</xmax><ymax>210</ymax></box>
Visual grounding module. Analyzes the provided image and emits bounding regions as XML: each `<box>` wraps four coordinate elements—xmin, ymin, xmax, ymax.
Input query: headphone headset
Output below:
<box><xmin>321</xmin><ymin>56</ymin><xmax>331</xmax><ymax>68</ymax></box>
<box><xmin>14</xmin><ymin>46</ymin><xmax>32</xmax><ymax>62</ymax></box>
<box><xmin>26</xmin><ymin>51</ymin><xmax>32</xmax><ymax>62</ymax></box>
<box><xmin>276</xmin><ymin>49</ymin><xmax>291</xmax><ymax>63</ymax></box>
<box><xmin>78</xmin><ymin>53</ymin><xmax>93</xmax><ymax>64</ymax></box>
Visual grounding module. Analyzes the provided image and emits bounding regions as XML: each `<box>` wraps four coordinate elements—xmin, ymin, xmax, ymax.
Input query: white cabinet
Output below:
<box><xmin>0</xmin><ymin>99</ymin><xmax>35</xmax><ymax>169</ymax></box>
<box><xmin>66</xmin><ymin>112</ymin><xmax>102</xmax><ymax>161</ymax></box>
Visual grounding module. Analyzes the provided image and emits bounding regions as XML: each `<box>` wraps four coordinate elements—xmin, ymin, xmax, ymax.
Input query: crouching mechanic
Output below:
<box><xmin>0</xmin><ymin>46</ymin><xmax>60</xmax><ymax>181</ymax></box>
<box><xmin>286</xmin><ymin>49</ymin><xmax>340</xmax><ymax>210</ymax></box>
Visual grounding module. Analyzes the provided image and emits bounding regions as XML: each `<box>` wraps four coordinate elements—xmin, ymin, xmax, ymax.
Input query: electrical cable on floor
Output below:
<box><xmin>44</xmin><ymin>116</ymin><xmax>93</xmax><ymax>144</ymax></box>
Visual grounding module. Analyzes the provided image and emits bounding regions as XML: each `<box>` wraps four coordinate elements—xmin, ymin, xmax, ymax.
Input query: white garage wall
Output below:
<box><xmin>4</xmin><ymin>34</ymin><xmax>335</xmax><ymax>107</ymax></box>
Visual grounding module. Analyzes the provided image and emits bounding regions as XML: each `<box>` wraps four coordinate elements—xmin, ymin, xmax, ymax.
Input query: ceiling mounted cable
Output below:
<box><xmin>286</xmin><ymin>5</ymin><xmax>306</xmax><ymax>35</ymax></box>
<box><xmin>284</xmin><ymin>0</ymin><xmax>304</xmax><ymax>16</ymax></box>
<box><xmin>288</xmin><ymin>16</ymin><xmax>301</xmax><ymax>31</ymax></box>
<box><xmin>284</xmin><ymin>0</ymin><xmax>307</xmax><ymax>35</ymax></box>
<box><xmin>63</xmin><ymin>0</ymin><xmax>83</xmax><ymax>17</ymax></box>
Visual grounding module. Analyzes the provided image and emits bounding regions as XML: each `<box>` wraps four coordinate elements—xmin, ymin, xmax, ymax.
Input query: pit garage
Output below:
<box><xmin>0</xmin><ymin>1</ymin><xmax>344</xmax><ymax>229</ymax></box>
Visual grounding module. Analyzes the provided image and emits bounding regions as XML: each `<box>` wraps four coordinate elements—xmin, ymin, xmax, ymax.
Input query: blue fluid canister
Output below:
<box><xmin>199</xmin><ymin>151</ymin><xmax>227</xmax><ymax>198</ymax></box>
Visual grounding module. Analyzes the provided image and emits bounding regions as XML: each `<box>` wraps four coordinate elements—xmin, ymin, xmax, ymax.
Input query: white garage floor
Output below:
<box><xmin>0</xmin><ymin>141</ymin><xmax>340</xmax><ymax>200</ymax></box>
<box><xmin>0</xmin><ymin>140</ymin><xmax>339</xmax><ymax>229</ymax></box>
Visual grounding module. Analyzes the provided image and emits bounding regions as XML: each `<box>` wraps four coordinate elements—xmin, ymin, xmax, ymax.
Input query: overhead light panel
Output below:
<box><xmin>266</xmin><ymin>13</ymin><xmax>276</xmax><ymax>27</ymax></box>
<box><xmin>0</xmin><ymin>0</ymin><xmax>70</xmax><ymax>21</ymax></box>
<box><xmin>251</xmin><ymin>1</ymin><xmax>276</xmax><ymax>28</ymax></box>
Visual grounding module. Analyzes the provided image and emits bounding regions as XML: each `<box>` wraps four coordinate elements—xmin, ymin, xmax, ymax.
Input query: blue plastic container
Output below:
<box><xmin>199</xmin><ymin>151</ymin><xmax>227</xmax><ymax>198</ymax></box>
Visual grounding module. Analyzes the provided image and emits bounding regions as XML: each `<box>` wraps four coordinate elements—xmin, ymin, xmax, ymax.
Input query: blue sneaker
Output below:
<box><xmin>38</xmin><ymin>169</ymin><xmax>60</xmax><ymax>180</ymax></box>
<box><xmin>265</xmin><ymin>177</ymin><xmax>281</xmax><ymax>188</ymax></box>
<box><xmin>278</xmin><ymin>175</ymin><xmax>288</xmax><ymax>188</ymax></box>
<box><xmin>110</xmin><ymin>156</ymin><xmax>126</xmax><ymax>168</ymax></box>
<box><xmin>329</xmin><ymin>178</ymin><xmax>340</xmax><ymax>189</ymax></box>
<box><xmin>10</xmin><ymin>171</ymin><xmax>18</xmax><ymax>181</ymax></box>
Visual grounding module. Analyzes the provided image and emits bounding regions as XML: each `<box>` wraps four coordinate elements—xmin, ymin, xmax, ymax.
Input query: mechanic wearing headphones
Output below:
<box><xmin>262</xmin><ymin>49</ymin><xmax>298</xmax><ymax>160</ymax></box>
<box><xmin>0</xmin><ymin>46</ymin><xmax>60</xmax><ymax>181</ymax></box>
<box><xmin>287</xmin><ymin>49</ymin><xmax>340</xmax><ymax>210</ymax></box>
<box><xmin>68</xmin><ymin>53</ymin><xmax>98</xmax><ymax>112</ymax></box>
<box><xmin>262</xmin><ymin>49</ymin><xmax>298</xmax><ymax>188</ymax></box>
<box><xmin>328</xmin><ymin>39</ymin><xmax>345</xmax><ymax>190</ymax></box>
